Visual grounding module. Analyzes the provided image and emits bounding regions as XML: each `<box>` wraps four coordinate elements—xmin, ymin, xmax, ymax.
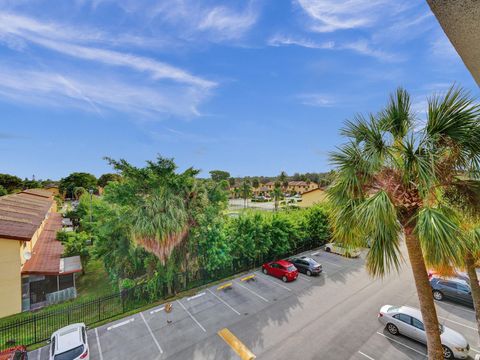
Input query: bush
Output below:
<box><xmin>305</xmin><ymin>205</ymin><xmax>331</xmax><ymax>245</ymax></box>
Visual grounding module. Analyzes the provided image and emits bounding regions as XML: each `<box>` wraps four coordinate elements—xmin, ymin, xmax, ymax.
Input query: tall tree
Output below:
<box><xmin>278</xmin><ymin>171</ymin><xmax>289</xmax><ymax>191</ymax></box>
<box><xmin>209</xmin><ymin>170</ymin><xmax>231</xmax><ymax>183</ymax></box>
<box><xmin>59</xmin><ymin>172</ymin><xmax>97</xmax><ymax>199</ymax></box>
<box><xmin>252</xmin><ymin>178</ymin><xmax>260</xmax><ymax>189</ymax></box>
<box><xmin>328</xmin><ymin>86</ymin><xmax>480</xmax><ymax>359</ymax></box>
<box><xmin>271</xmin><ymin>181</ymin><xmax>282</xmax><ymax>212</ymax></box>
<box><xmin>240</xmin><ymin>180</ymin><xmax>251</xmax><ymax>208</ymax></box>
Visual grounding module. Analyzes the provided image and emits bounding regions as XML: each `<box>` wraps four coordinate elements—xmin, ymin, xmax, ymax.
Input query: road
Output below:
<box><xmin>30</xmin><ymin>244</ymin><xmax>480</xmax><ymax>360</ymax></box>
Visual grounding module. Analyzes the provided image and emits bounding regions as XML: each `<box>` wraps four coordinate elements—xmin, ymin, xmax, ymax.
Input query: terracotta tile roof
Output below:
<box><xmin>0</xmin><ymin>193</ymin><xmax>53</xmax><ymax>241</ymax></box>
<box><xmin>21</xmin><ymin>188</ymin><xmax>54</xmax><ymax>198</ymax></box>
<box><xmin>21</xmin><ymin>213</ymin><xmax>69</xmax><ymax>275</ymax></box>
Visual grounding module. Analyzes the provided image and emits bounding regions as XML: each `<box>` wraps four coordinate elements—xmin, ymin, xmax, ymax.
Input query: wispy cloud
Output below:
<box><xmin>0</xmin><ymin>65</ymin><xmax>210</xmax><ymax>117</ymax></box>
<box><xmin>295</xmin><ymin>0</ymin><xmax>394</xmax><ymax>33</ymax></box>
<box><xmin>198</xmin><ymin>5</ymin><xmax>258</xmax><ymax>40</ymax></box>
<box><xmin>297</xmin><ymin>93</ymin><xmax>336</xmax><ymax>107</ymax></box>
<box><xmin>0</xmin><ymin>12</ymin><xmax>215</xmax><ymax>89</ymax></box>
<box><xmin>268</xmin><ymin>34</ymin><xmax>334</xmax><ymax>49</ymax></box>
<box><xmin>268</xmin><ymin>34</ymin><xmax>399</xmax><ymax>62</ymax></box>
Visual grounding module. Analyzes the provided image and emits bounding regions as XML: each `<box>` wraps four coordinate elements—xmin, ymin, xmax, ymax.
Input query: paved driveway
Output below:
<box><xmin>29</xmin><ymin>246</ymin><xmax>480</xmax><ymax>360</ymax></box>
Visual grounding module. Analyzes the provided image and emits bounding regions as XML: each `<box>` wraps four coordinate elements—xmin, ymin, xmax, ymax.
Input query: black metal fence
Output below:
<box><xmin>0</xmin><ymin>242</ymin><xmax>321</xmax><ymax>350</ymax></box>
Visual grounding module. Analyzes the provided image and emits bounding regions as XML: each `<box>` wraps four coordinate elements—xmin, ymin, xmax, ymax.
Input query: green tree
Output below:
<box><xmin>328</xmin><ymin>86</ymin><xmax>480</xmax><ymax>359</ymax></box>
<box><xmin>228</xmin><ymin>177</ymin><xmax>236</xmax><ymax>187</ymax></box>
<box><xmin>97</xmin><ymin>173</ymin><xmax>121</xmax><ymax>188</ymax></box>
<box><xmin>252</xmin><ymin>178</ymin><xmax>260</xmax><ymax>189</ymax></box>
<box><xmin>278</xmin><ymin>171</ymin><xmax>289</xmax><ymax>190</ymax></box>
<box><xmin>0</xmin><ymin>185</ymin><xmax>7</xmax><ymax>197</ymax></box>
<box><xmin>59</xmin><ymin>172</ymin><xmax>97</xmax><ymax>199</ymax></box>
<box><xmin>22</xmin><ymin>178</ymin><xmax>41</xmax><ymax>189</ymax></box>
<box><xmin>0</xmin><ymin>173</ymin><xmax>23</xmax><ymax>193</ymax></box>
<box><xmin>271</xmin><ymin>181</ymin><xmax>282</xmax><ymax>211</ymax></box>
<box><xmin>62</xmin><ymin>231</ymin><xmax>91</xmax><ymax>274</ymax></box>
<box><xmin>209</xmin><ymin>170</ymin><xmax>231</xmax><ymax>183</ymax></box>
<box><xmin>305</xmin><ymin>205</ymin><xmax>331</xmax><ymax>245</ymax></box>
<box><xmin>240</xmin><ymin>180</ymin><xmax>251</xmax><ymax>208</ymax></box>
<box><xmin>74</xmin><ymin>186</ymin><xmax>86</xmax><ymax>200</ymax></box>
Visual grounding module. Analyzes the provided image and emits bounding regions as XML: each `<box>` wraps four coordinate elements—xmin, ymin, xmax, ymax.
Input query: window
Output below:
<box><xmin>393</xmin><ymin>313</ymin><xmax>412</xmax><ymax>325</ymax></box>
<box><xmin>457</xmin><ymin>283</ymin><xmax>470</xmax><ymax>293</ymax></box>
<box><xmin>51</xmin><ymin>338</ymin><xmax>56</xmax><ymax>356</ymax></box>
<box><xmin>81</xmin><ymin>327</ymin><xmax>86</xmax><ymax>344</ymax></box>
<box><xmin>440</xmin><ymin>281</ymin><xmax>456</xmax><ymax>289</ymax></box>
<box><xmin>271</xmin><ymin>263</ymin><xmax>279</xmax><ymax>269</ymax></box>
<box><xmin>412</xmin><ymin>318</ymin><xmax>424</xmax><ymax>331</ymax></box>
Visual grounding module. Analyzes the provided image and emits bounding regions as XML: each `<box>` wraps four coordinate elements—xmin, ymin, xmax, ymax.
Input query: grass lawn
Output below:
<box><xmin>76</xmin><ymin>259</ymin><xmax>115</xmax><ymax>299</ymax></box>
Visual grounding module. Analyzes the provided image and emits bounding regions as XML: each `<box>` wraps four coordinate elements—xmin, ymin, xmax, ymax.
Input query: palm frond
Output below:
<box><xmin>415</xmin><ymin>206</ymin><xmax>463</xmax><ymax>269</ymax></box>
<box><xmin>358</xmin><ymin>190</ymin><xmax>402</xmax><ymax>277</ymax></box>
<box><xmin>426</xmin><ymin>86</ymin><xmax>480</xmax><ymax>147</ymax></box>
<box><xmin>379</xmin><ymin>87</ymin><xmax>413</xmax><ymax>140</ymax></box>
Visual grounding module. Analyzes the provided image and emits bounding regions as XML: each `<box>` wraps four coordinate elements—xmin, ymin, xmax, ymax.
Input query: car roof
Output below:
<box><xmin>52</xmin><ymin>323</ymin><xmax>85</xmax><ymax>353</ymax></box>
<box><xmin>395</xmin><ymin>306</ymin><xmax>422</xmax><ymax>320</ymax></box>
<box><xmin>432</xmin><ymin>276</ymin><xmax>469</xmax><ymax>285</ymax></box>
<box><xmin>275</xmin><ymin>259</ymin><xmax>293</xmax><ymax>266</ymax></box>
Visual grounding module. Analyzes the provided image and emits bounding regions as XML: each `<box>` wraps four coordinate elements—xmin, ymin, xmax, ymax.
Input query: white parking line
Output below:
<box><xmin>207</xmin><ymin>289</ymin><xmax>241</xmax><ymax>315</ymax></box>
<box><xmin>376</xmin><ymin>332</ymin><xmax>426</xmax><ymax>357</ymax></box>
<box><xmin>140</xmin><ymin>312</ymin><xmax>164</xmax><ymax>354</ymax></box>
<box><xmin>438</xmin><ymin>316</ymin><xmax>478</xmax><ymax>331</ymax></box>
<box><xmin>311</xmin><ymin>252</ymin><xmax>320</xmax><ymax>256</ymax></box>
<box><xmin>178</xmin><ymin>300</ymin><xmax>206</xmax><ymax>332</ymax></box>
<box><xmin>150</xmin><ymin>306</ymin><xmax>165</xmax><ymax>314</ymax></box>
<box><xmin>107</xmin><ymin>318</ymin><xmax>134</xmax><ymax>330</ymax></box>
<box><xmin>235</xmin><ymin>281</ymin><xmax>269</xmax><ymax>302</ymax></box>
<box><xmin>258</xmin><ymin>273</ymin><xmax>292</xmax><ymax>291</ymax></box>
<box><xmin>95</xmin><ymin>328</ymin><xmax>104</xmax><ymax>360</ymax></box>
<box><xmin>358</xmin><ymin>351</ymin><xmax>375</xmax><ymax>360</ymax></box>
<box><xmin>187</xmin><ymin>292</ymin><xmax>206</xmax><ymax>301</ymax></box>
<box><xmin>471</xmin><ymin>346</ymin><xmax>480</xmax><ymax>354</ymax></box>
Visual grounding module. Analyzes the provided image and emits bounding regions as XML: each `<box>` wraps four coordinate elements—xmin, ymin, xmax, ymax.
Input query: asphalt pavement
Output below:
<box><xmin>29</xmin><ymin>244</ymin><xmax>480</xmax><ymax>360</ymax></box>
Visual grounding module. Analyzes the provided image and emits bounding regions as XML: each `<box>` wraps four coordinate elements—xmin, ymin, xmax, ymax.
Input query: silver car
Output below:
<box><xmin>378</xmin><ymin>305</ymin><xmax>469</xmax><ymax>359</ymax></box>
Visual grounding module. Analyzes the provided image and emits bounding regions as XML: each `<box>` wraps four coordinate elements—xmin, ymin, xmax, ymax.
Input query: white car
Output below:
<box><xmin>49</xmin><ymin>323</ymin><xmax>89</xmax><ymax>360</ymax></box>
<box><xmin>324</xmin><ymin>242</ymin><xmax>361</xmax><ymax>258</ymax></box>
<box><xmin>378</xmin><ymin>305</ymin><xmax>469</xmax><ymax>359</ymax></box>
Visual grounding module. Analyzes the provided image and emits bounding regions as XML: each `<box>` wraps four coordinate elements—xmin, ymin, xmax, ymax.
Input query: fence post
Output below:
<box><xmin>98</xmin><ymin>299</ymin><xmax>101</xmax><ymax>322</ymax></box>
<box><xmin>34</xmin><ymin>315</ymin><xmax>37</xmax><ymax>344</ymax></box>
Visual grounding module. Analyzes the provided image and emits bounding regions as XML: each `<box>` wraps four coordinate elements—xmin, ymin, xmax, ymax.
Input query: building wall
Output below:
<box><xmin>0</xmin><ymin>238</ymin><xmax>22</xmax><ymax>317</ymax></box>
<box><xmin>299</xmin><ymin>189</ymin><xmax>327</xmax><ymax>208</ymax></box>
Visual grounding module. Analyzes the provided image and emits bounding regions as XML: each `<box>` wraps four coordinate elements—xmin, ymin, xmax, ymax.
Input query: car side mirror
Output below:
<box><xmin>46</xmin><ymin>340</ymin><xmax>51</xmax><ymax>344</ymax></box>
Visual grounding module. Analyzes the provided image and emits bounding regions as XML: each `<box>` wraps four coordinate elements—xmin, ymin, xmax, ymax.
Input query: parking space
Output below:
<box><xmin>27</xmin><ymin>245</ymin><xmax>480</xmax><ymax>360</ymax></box>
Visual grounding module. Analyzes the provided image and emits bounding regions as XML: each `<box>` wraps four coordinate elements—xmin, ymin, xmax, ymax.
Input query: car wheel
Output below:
<box><xmin>282</xmin><ymin>276</ymin><xmax>288</xmax><ymax>282</ymax></box>
<box><xmin>386</xmin><ymin>323</ymin><xmax>399</xmax><ymax>335</ymax></box>
<box><xmin>263</xmin><ymin>268</ymin><xmax>268</xmax><ymax>275</ymax></box>
<box><xmin>326</xmin><ymin>247</ymin><xmax>331</xmax><ymax>253</ymax></box>
<box><xmin>306</xmin><ymin>270</ymin><xmax>312</xmax><ymax>276</ymax></box>
<box><xmin>442</xmin><ymin>346</ymin><xmax>453</xmax><ymax>359</ymax></box>
<box><xmin>433</xmin><ymin>290</ymin><xmax>444</xmax><ymax>301</ymax></box>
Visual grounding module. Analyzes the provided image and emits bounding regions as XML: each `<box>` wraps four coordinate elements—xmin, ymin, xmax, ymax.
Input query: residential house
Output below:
<box><xmin>298</xmin><ymin>188</ymin><xmax>327</xmax><ymax>208</ymax></box>
<box><xmin>259</xmin><ymin>181</ymin><xmax>318</xmax><ymax>195</ymax></box>
<box><xmin>0</xmin><ymin>189</ymin><xmax>82</xmax><ymax>317</ymax></box>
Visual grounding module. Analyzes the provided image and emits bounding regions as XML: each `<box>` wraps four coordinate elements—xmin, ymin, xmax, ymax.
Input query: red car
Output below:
<box><xmin>262</xmin><ymin>260</ymin><xmax>298</xmax><ymax>282</ymax></box>
<box><xmin>0</xmin><ymin>346</ymin><xmax>28</xmax><ymax>360</ymax></box>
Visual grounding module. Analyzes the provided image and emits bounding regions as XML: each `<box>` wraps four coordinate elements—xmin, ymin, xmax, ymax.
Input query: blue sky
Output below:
<box><xmin>0</xmin><ymin>0</ymin><xmax>478</xmax><ymax>180</ymax></box>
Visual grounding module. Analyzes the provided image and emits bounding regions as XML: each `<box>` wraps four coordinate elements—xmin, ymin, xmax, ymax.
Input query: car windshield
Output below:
<box><xmin>287</xmin><ymin>265</ymin><xmax>296</xmax><ymax>272</ymax></box>
<box><xmin>54</xmin><ymin>345</ymin><xmax>84</xmax><ymax>360</ymax></box>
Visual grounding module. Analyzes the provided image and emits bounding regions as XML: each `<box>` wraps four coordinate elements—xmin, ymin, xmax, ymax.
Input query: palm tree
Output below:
<box><xmin>328</xmin><ymin>86</ymin><xmax>480</xmax><ymax>359</ymax></box>
<box><xmin>271</xmin><ymin>181</ymin><xmax>282</xmax><ymax>211</ymax></box>
<box><xmin>241</xmin><ymin>180</ymin><xmax>251</xmax><ymax>208</ymax></box>
<box><xmin>278</xmin><ymin>171</ymin><xmax>289</xmax><ymax>193</ymax></box>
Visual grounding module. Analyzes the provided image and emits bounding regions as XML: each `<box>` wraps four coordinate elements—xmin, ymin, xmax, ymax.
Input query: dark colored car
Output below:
<box><xmin>0</xmin><ymin>346</ymin><xmax>28</xmax><ymax>360</ymax></box>
<box><xmin>262</xmin><ymin>260</ymin><xmax>298</xmax><ymax>282</ymax></box>
<box><xmin>430</xmin><ymin>277</ymin><xmax>473</xmax><ymax>306</ymax></box>
<box><xmin>289</xmin><ymin>256</ymin><xmax>322</xmax><ymax>276</ymax></box>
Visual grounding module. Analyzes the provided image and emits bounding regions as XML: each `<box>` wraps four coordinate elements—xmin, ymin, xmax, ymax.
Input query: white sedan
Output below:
<box><xmin>49</xmin><ymin>323</ymin><xmax>89</xmax><ymax>360</ymax></box>
<box><xmin>378</xmin><ymin>305</ymin><xmax>469</xmax><ymax>359</ymax></box>
<box><xmin>324</xmin><ymin>242</ymin><xmax>361</xmax><ymax>258</ymax></box>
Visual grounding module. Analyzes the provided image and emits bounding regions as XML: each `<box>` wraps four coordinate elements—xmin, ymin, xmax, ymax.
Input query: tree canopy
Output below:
<box><xmin>209</xmin><ymin>170</ymin><xmax>231</xmax><ymax>182</ymax></box>
<box><xmin>59</xmin><ymin>172</ymin><xmax>97</xmax><ymax>198</ymax></box>
<box><xmin>97</xmin><ymin>173</ymin><xmax>122</xmax><ymax>188</ymax></box>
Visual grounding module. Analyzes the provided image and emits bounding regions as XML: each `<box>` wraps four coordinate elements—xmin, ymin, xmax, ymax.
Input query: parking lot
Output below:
<box><xmin>29</xmin><ymin>245</ymin><xmax>480</xmax><ymax>360</ymax></box>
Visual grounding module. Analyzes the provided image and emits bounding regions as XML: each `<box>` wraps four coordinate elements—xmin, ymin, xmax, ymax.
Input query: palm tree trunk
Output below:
<box><xmin>465</xmin><ymin>251</ymin><xmax>480</xmax><ymax>341</ymax></box>
<box><xmin>404</xmin><ymin>229</ymin><xmax>444</xmax><ymax>359</ymax></box>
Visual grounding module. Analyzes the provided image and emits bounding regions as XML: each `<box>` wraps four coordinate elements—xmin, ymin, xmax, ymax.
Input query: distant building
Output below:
<box><xmin>298</xmin><ymin>188</ymin><xmax>327</xmax><ymax>208</ymax></box>
<box><xmin>254</xmin><ymin>181</ymin><xmax>318</xmax><ymax>196</ymax></box>
<box><xmin>0</xmin><ymin>189</ymin><xmax>82</xmax><ymax>317</ymax></box>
